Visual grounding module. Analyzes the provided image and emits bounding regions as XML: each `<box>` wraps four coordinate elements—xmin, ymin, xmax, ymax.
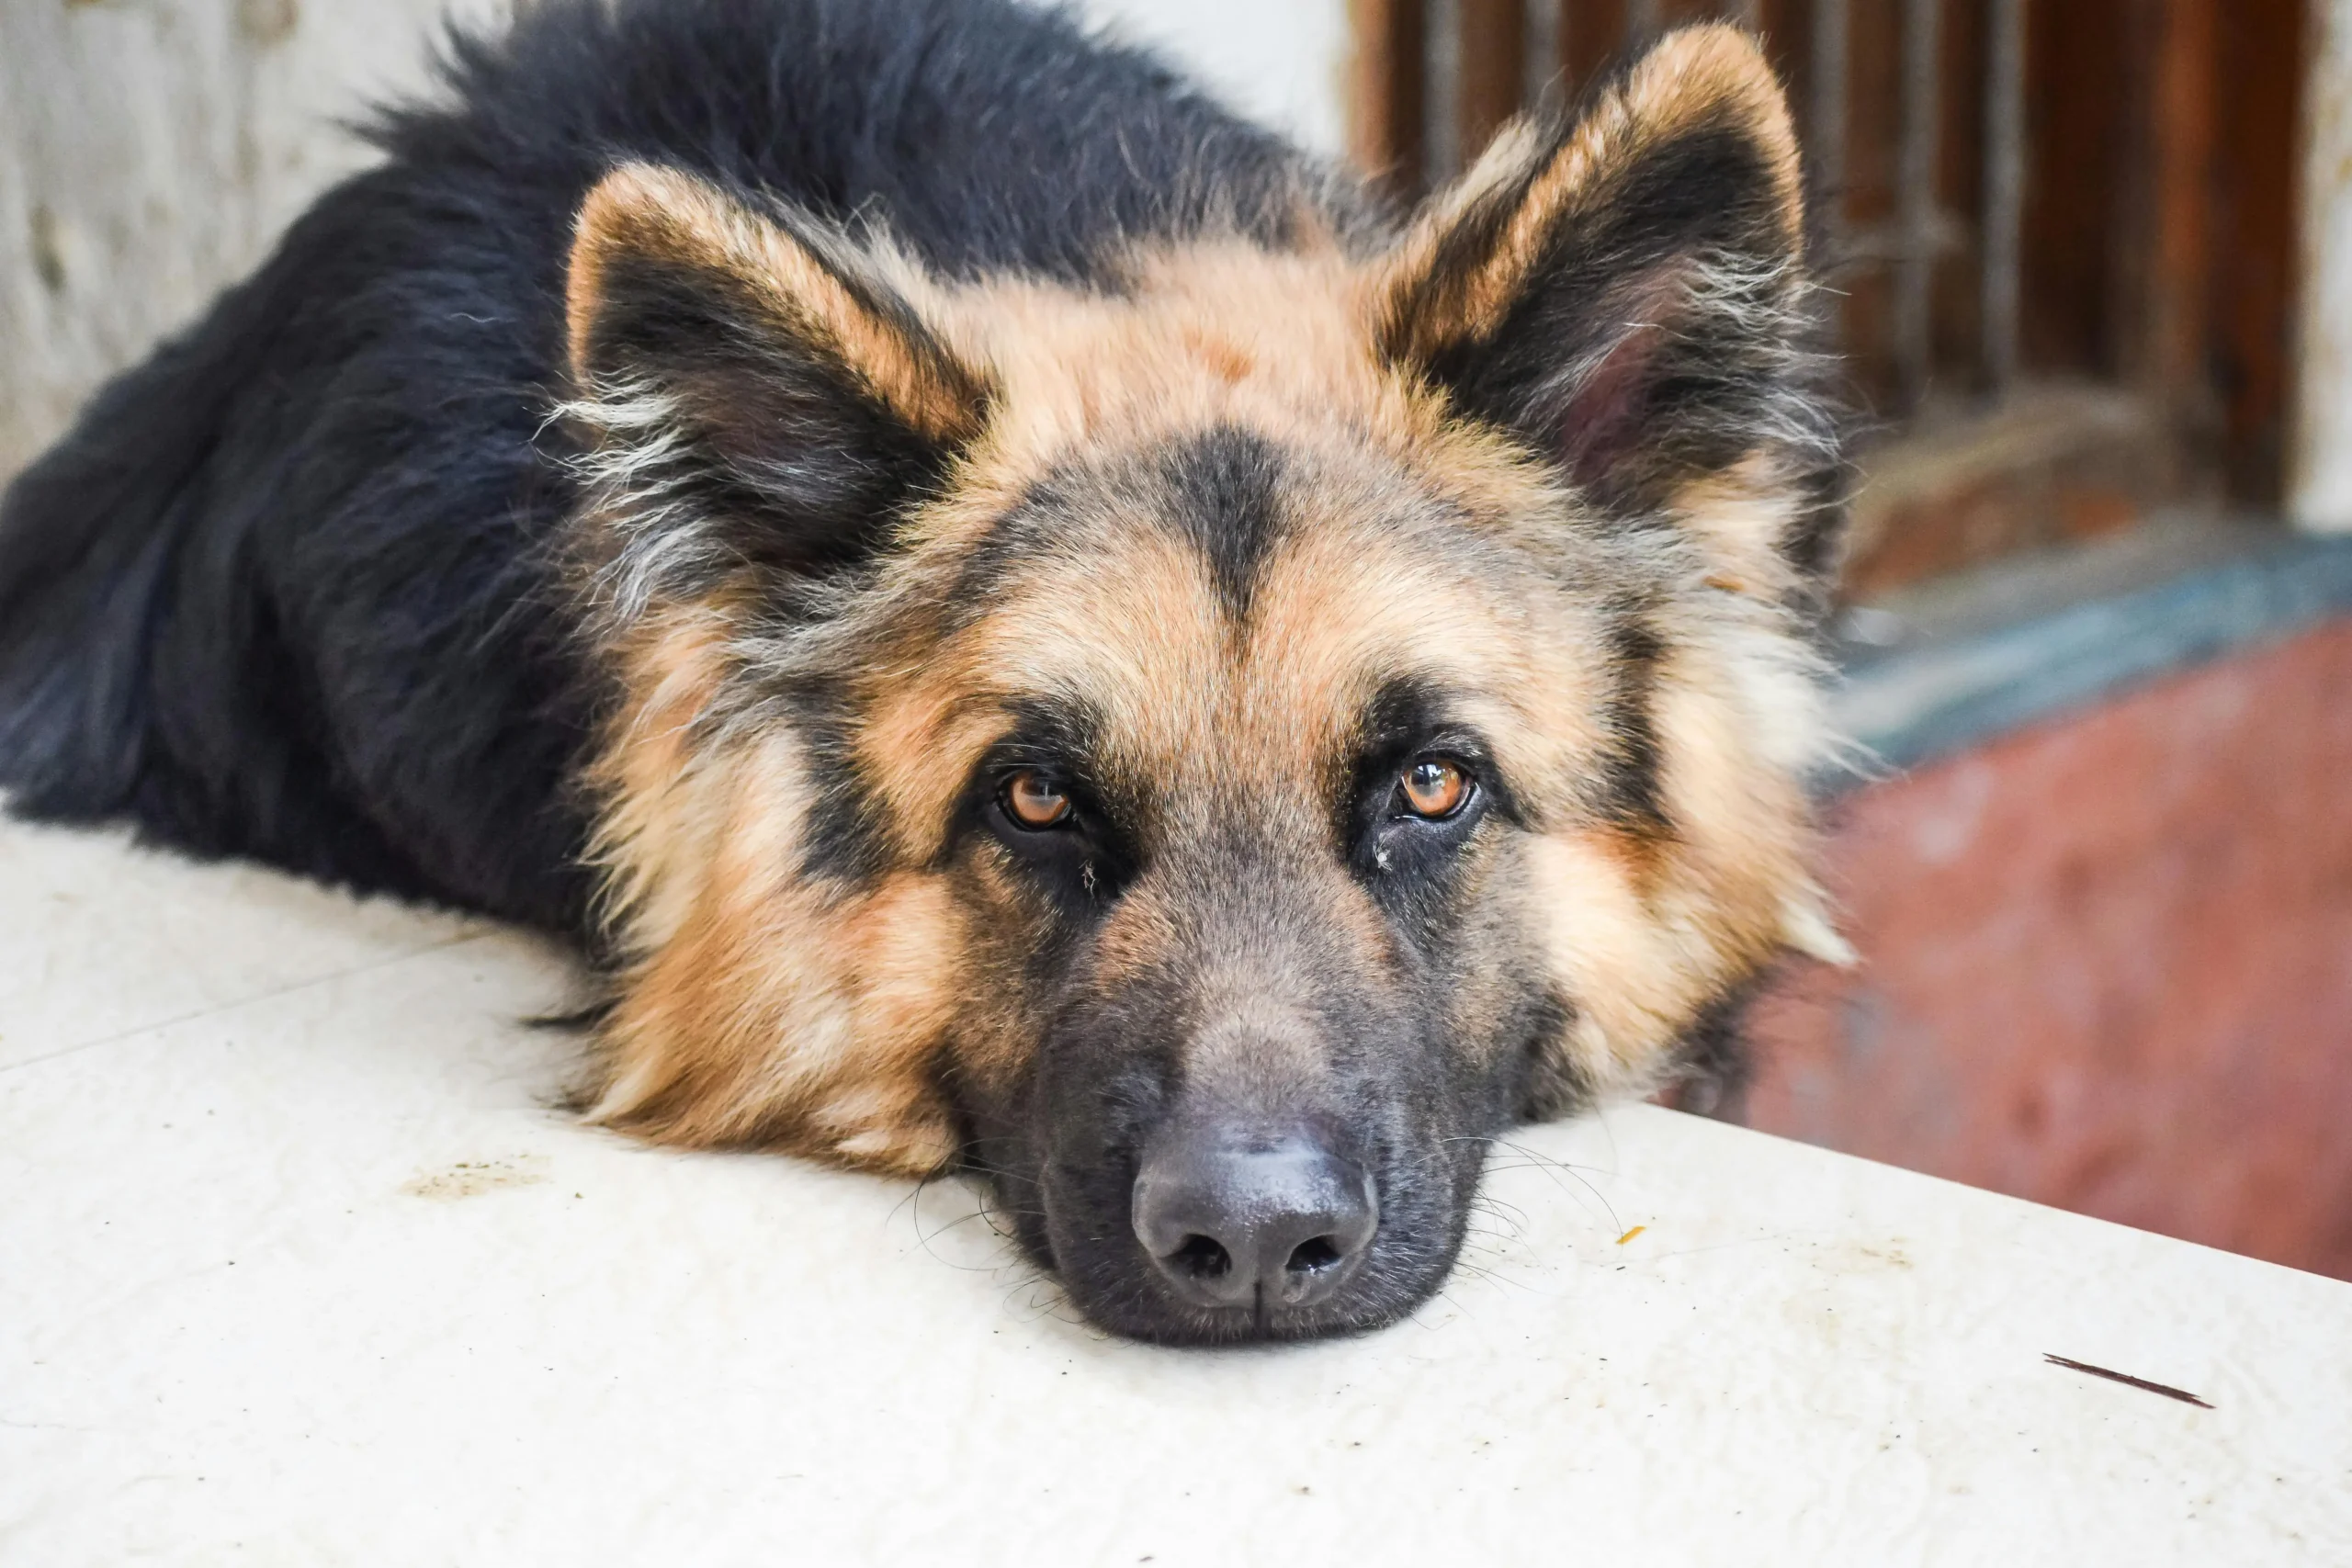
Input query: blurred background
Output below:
<box><xmin>3</xmin><ymin>0</ymin><xmax>2346</xmax><ymax>1278</ymax></box>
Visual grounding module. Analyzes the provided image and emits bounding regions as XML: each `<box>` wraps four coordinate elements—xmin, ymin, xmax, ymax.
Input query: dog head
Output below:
<box><xmin>560</xmin><ymin>27</ymin><xmax>1844</xmax><ymax>1343</ymax></box>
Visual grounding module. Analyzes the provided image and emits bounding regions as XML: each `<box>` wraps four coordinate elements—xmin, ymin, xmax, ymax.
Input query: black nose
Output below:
<box><xmin>1131</xmin><ymin>1122</ymin><xmax>1379</xmax><ymax>1312</ymax></box>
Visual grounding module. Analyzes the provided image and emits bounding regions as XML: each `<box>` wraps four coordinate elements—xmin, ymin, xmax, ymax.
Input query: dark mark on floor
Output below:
<box><xmin>2044</xmin><ymin>1354</ymin><xmax>2212</xmax><ymax>1408</ymax></box>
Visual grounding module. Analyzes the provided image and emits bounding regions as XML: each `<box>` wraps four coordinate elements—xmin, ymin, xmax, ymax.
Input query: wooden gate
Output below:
<box><xmin>1349</xmin><ymin>0</ymin><xmax>2307</xmax><ymax>592</ymax></box>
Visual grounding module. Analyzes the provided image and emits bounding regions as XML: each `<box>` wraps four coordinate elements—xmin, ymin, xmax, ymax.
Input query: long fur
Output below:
<box><xmin>0</xmin><ymin>6</ymin><xmax>1845</xmax><ymax>1343</ymax></box>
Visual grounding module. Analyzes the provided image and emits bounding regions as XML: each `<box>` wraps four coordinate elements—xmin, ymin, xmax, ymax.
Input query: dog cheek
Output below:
<box><xmin>935</xmin><ymin>855</ymin><xmax>1064</xmax><ymax>1105</ymax></box>
<box><xmin>588</xmin><ymin>811</ymin><xmax>977</xmax><ymax>1176</ymax></box>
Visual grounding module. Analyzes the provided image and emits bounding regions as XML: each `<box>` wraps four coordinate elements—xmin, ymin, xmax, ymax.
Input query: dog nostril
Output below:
<box><xmin>1170</xmin><ymin>1235</ymin><xmax>1232</xmax><ymax>1280</ymax></box>
<box><xmin>1285</xmin><ymin>1235</ymin><xmax>1343</xmax><ymax>1275</ymax></box>
<box><xmin>1132</xmin><ymin>1122</ymin><xmax>1379</xmax><ymax>1314</ymax></box>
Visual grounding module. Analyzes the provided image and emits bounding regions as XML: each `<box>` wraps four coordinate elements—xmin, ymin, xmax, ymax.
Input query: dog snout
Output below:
<box><xmin>1131</xmin><ymin>1122</ymin><xmax>1378</xmax><ymax>1312</ymax></box>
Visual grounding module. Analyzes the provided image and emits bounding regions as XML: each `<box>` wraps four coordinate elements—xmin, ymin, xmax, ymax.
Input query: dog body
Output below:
<box><xmin>0</xmin><ymin>0</ymin><xmax>1843</xmax><ymax>1341</ymax></box>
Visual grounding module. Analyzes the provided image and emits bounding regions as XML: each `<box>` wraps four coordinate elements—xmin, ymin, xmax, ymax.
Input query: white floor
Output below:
<box><xmin>4</xmin><ymin>814</ymin><xmax>2347</xmax><ymax>1565</ymax></box>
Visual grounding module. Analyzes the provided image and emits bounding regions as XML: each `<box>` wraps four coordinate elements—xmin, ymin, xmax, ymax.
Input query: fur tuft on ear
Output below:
<box><xmin>562</xmin><ymin>163</ymin><xmax>990</xmax><ymax>624</ymax></box>
<box><xmin>1373</xmin><ymin>25</ymin><xmax>1834</xmax><ymax>558</ymax></box>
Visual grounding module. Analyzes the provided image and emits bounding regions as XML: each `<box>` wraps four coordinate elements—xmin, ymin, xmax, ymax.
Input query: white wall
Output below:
<box><xmin>0</xmin><ymin>0</ymin><xmax>1351</xmax><ymax>479</ymax></box>
<box><xmin>2293</xmin><ymin>0</ymin><xmax>2352</xmax><ymax>532</ymax></box>
<box><xmin>0</xmin><ymin>0</ymin><xmax>514</xmax><ymax>478</ymax></box>
<box><xmin>1074</xmin><ymin>0</ymin><xmax>1350</xmax><ymax>156</ymax></box>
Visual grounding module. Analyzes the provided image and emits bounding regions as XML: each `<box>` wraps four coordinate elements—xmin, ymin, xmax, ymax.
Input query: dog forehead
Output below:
<box><xmin>926</xmin><ymin>238</ymin><xmax>1396</xmax><ymax>468</ymax></box>
<box><xmin>932</xmin><ymin>429</ymin><xmax>1602</xmax><ymax>784</ymax></box>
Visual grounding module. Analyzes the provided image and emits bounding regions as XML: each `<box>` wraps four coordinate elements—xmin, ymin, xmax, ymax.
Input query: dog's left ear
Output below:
<box><xmin>1374</xmin><ymin>26</ymin><xmax>1825</xmax><ymax>532</ymax></box>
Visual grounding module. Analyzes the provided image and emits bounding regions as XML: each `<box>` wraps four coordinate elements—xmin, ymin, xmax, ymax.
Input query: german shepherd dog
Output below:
<box><xmin>0</xmin><ymin>0</ymin><xmax>1845</xmax><ymax>1343</ymax></box>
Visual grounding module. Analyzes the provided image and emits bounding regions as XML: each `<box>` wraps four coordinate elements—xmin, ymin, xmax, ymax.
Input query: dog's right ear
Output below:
<box><xmin>564</xmin><ymin>164</ymin><xmax>989</xmax><ymax>605</ymax></box>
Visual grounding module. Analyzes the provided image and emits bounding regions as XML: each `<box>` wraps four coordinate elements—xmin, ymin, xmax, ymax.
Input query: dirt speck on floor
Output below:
<box><xmin>401</xmin><ymin>1154</ymin><xmax>549</xmax><ymax>1199</ymax></box>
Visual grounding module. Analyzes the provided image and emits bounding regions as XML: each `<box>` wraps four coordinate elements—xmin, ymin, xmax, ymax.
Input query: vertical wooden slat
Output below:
<box><xmin>1561</xmin><ymin>0</ymin><xmax>1629</xmax><ymax>98</ymax></box>
<box><xmin>1895</xmin><ymin>0</ymin><xmax>1944</xmax><ymax>408</ymax></box>
<box><xmin>1523</xmin><ymin>0</ymin><xmax>1561</xmax><ymax>104</ymax></box>
<box><xmin>1810</xmin><ymin>0</ymin><xmax>1849</xmax><ymax>228</ymax></box>
<box><xmin>1456</xmin><ymin>0</ymin><xmax>1528</xmax><ymax>161</ymax></box>
<box><xmin>1348</xmin><ymin>0</ymin><xmax>1427</xmax><ymax>195</ymax></box>
<box><xmin>2212</xmin><ymin>0</ymin><xmax>2305</xmax><ymax>505</ymax></box>
<box><xmin>1981</xmin><ymin>0</ymin><xmax>2027</xmax><ymax>389</ymax></box>
<box><xmin>2020</xmin><ymin>0</ymin><xmax>2128</xmax><ymax>377</ymax></box>
<box><xmin>2134</xmin><ymin>0</ymin><xmax>2219</xmax><ymax>406</ymax></box>
<box><xmin>1425</xmin><ymin>0</ymin><xmax>1463</xmax><ymax>182</ymax></box>
<box><xmin>1928</xmin><ymin>0</ymin><xmax>1989</xmax><ymax>383</ymax></box>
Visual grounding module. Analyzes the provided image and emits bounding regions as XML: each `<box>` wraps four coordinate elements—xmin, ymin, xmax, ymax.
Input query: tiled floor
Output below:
<box><xmin>5</xmin><ymin>815</ymin><xmax>2348</xmax><ymax>1562</ymax></box>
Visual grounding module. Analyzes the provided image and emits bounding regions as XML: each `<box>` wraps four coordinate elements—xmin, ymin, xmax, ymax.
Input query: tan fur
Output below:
<box><xmin>581</xmin><ymin>447</ymin><xmax>1828</xmax><ymax>1159</ymax></box>
<box><xmin>582</xmin><ymin>604</ymin><xmax>741</xmax><ymax>955</ymax></box>
<box><xmin>587</xmin><ymin>726</ymin><xmax>967</xmax><ymax>1173</ymax></box>
<box><xmin>917</xmin><ymin>241</ymin><xmax>1416</xmax><ymax>488</ymax></box>
<box><xmin>569</xmin><ymin>163</ymin><xmax>987</xmax><ymax>444</ymax></box>
<box><xmin>564</xmin><ymin>28</ymin><xmax>1836</xmax><ymax>1172</ymax></box>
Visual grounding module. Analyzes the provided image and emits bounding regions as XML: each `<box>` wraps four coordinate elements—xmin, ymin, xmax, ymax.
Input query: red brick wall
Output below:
<box><xmin>1746</xmin><ymin>619</ymin><xmax>2352</xmax><ymax>1279</ymax></box>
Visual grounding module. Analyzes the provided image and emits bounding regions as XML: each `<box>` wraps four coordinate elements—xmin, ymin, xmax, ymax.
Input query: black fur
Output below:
<box><xmin>1156</xmin><ymin>426</ymin><xmax>1290</xmax><ymax>620</ymax></box>
<box><xmin>1597</xmin><ymin>598</ymin><xmax>1673</xmax><ymax>838</ymax></box>
<box><xmin>785</xmin><ymin>673</ymin><xmax>897</xmax><ymax>887</ymax></box>
<box><xmin>1430</xmin><ymin>125</ymin><xmax>1795</xmax><ymax>501</ymax></box>
<box><xmin>0</xmin><ymin>0</ymin><xmax>1350</xmax><ymax>931</ymax></box>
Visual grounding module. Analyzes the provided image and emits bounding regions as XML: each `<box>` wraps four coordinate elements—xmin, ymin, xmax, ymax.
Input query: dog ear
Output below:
<box><xmin>564</xmin><ymin>164</ymin><xmax>989</xmax><ymax>604</ymax></box>
<box><xmin>1374</xmin><ymin>26</ymin><xmax>1827</xmax><ymax>534</ymax></box>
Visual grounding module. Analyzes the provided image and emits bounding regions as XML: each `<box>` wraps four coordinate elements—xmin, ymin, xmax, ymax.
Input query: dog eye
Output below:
<box><xmin>1398</xmin><ymin>758</ymin><xmax>1470</xmax><ymax>819</ymax></box>
<box><xmin>1002</xmin><ymin>770</ymin><xmax>1073</xmax><ymax>829</ymax></box>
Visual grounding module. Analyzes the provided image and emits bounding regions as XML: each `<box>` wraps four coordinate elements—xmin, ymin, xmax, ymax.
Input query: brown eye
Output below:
<box><xmin>1002</xmin><ymin>770</ymin><xmax>1072</xmax><ymax>829</ymax></box>
<box><xmin>1400</xmin><ymin>759</ymin><xmax>1470</xmax><ymax>819</ymax></box>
